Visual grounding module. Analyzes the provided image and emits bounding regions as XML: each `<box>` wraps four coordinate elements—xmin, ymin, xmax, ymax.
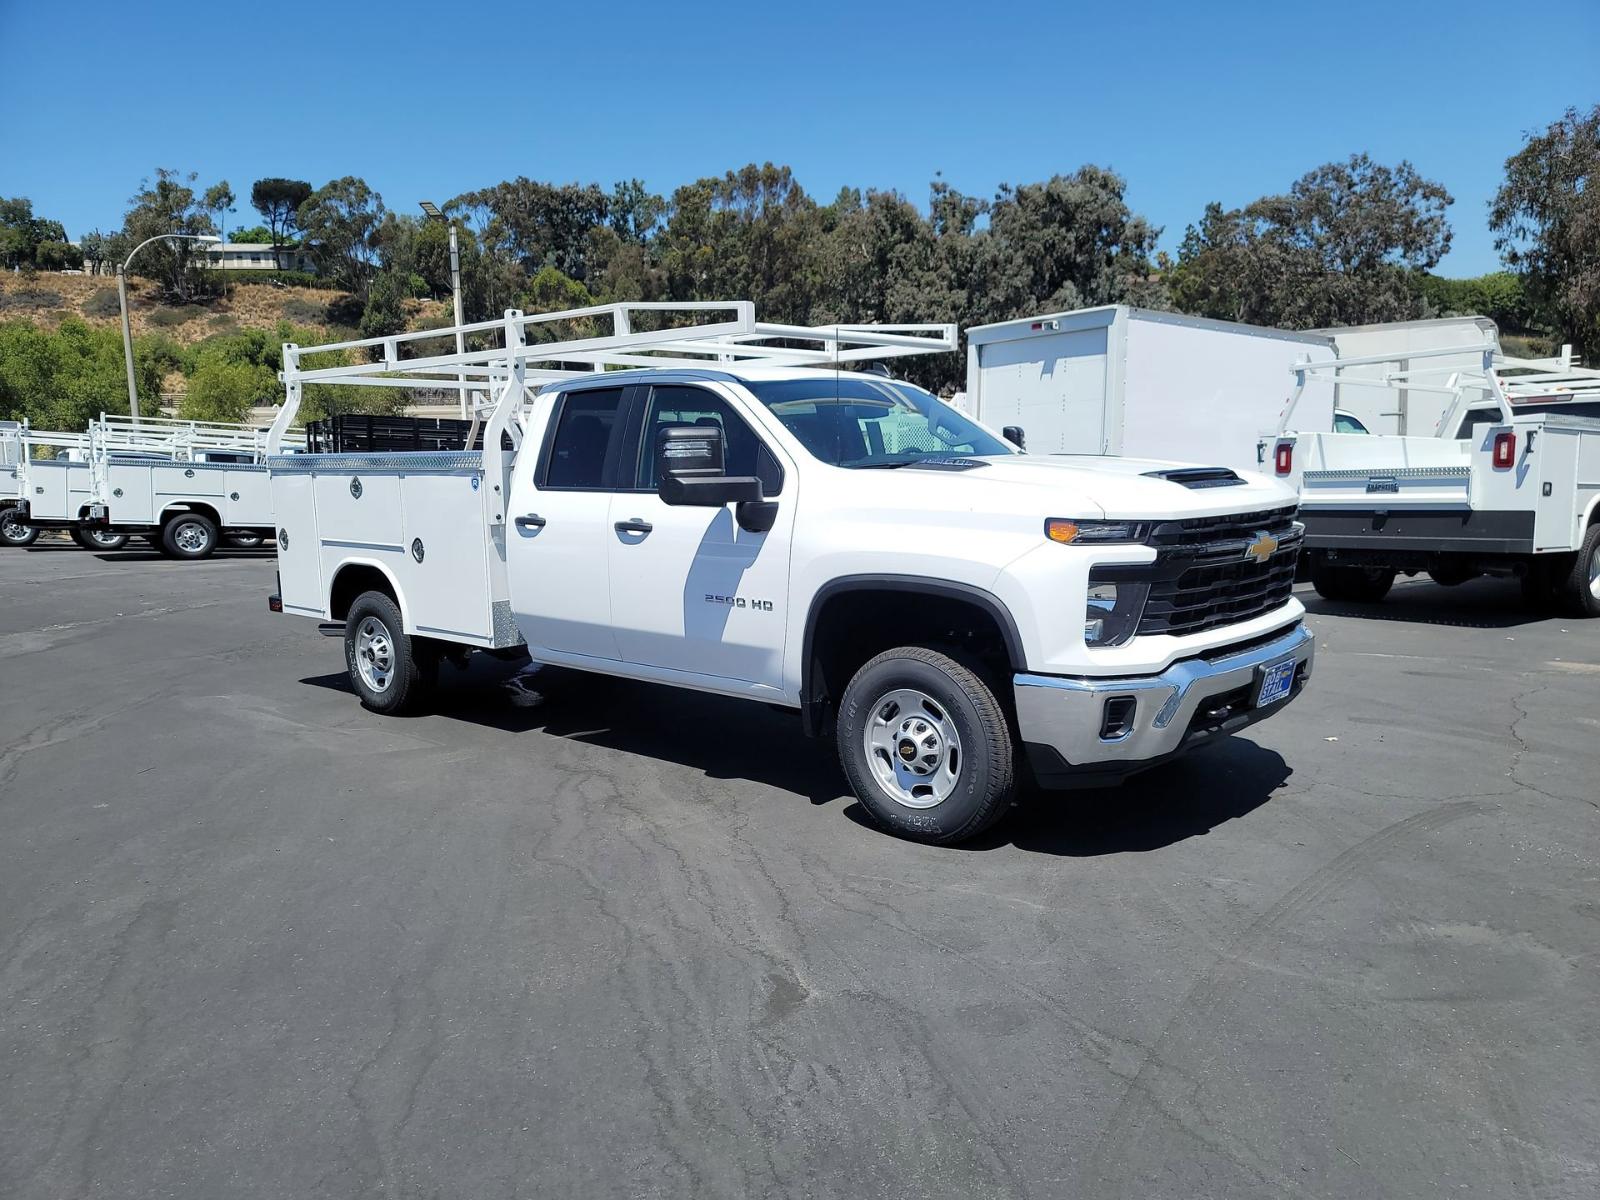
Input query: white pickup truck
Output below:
<box><xmin>265</xmin><ymin>304</ymin><xmax>1314</xmax><ymax>843</ymax></box>
<box><xmin>1271</xmin><ymin>335</ymin><xmax>1600</xmax><ymax>616</ymax></box>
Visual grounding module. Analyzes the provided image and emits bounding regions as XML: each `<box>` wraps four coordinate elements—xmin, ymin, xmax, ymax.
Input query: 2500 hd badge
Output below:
<box><xmin>705</xmin><ymin>594</ymin><xmax>775</xmax><ymax>611</ymax></box>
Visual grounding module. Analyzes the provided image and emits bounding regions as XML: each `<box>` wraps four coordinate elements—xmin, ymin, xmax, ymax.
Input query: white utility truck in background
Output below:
<box><xmin>960</xmin><ymin>306</ymin><xmax>1339</xmax><ymax>474</ymax></box>
<box><xmin>1269</xmin><ymin>333</ymin><xmax>1600</xmax><ymax>615</ymax></box>
<box><xmin>77</xmin><ymin>414</ymin><xmax>303</xmax><ymax>558</ymax></box>
<box><xmin>264</xmin><ymin>301</ymin><xmax>1314</xmax><ymax>845</ymax></box>
<box><xmin>0</xmin><ymin>423</ymin><xmax>128</xmax><ymax>550</ymax></box>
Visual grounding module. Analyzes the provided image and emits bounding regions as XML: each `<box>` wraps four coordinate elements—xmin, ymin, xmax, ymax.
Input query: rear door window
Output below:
<box><xmin>539</xmin><ymin>387</ymin><xmax>627</xmax><ymax>489</ymax></box>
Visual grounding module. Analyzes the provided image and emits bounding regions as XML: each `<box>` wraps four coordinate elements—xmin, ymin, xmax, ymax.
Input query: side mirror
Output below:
<box><xmin>656</xmin><ymin>425</ymin><xmax>766</xmax><ymax>508</ymax></box>
<box><xmin>1003</xmin><ymin>425</ymin><xmax>1027</xmax><ymax>451</ymax></box>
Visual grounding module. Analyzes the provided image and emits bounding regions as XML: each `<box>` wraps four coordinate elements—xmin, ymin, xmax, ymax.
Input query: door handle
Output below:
<box><xmin>613</xmin><ymin>518</ymin><xmax>653</xmax><ymax>535</ymax></box>
<box><xmin>514</xmin><ymin>513</ymin><xmax>547</xmax><ymax>529</ymax></box>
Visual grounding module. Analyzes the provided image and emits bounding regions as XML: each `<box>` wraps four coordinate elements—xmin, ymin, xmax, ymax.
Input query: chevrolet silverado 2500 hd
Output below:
<box><xmin>264</xmin><ymin>304</ymin><xmax>1314</xmax><ymax>843</ymax></box>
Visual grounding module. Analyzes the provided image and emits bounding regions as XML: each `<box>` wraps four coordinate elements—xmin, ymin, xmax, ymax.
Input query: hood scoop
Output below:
<box><xmin>1142</xmin><ymin>466</ymin><xmax>1244</xmax><ymax>489</ymax></box>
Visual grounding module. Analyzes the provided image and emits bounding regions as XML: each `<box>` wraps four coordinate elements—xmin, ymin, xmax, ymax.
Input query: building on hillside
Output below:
<box><xmin>200</xmin><ymin>243</ymin><xmax>318</xmax><ymax>273</ymax></box>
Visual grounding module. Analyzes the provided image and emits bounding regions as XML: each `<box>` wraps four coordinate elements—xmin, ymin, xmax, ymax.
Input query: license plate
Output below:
<box><xmin>1256</xmin><ymin>658</ymin><xmax>1297</xmax><ymax>707</ymax></box>
<box><xmin>88</xmin><ymin>505</ymin><xmax>106</xmax><ymax>520</ymax></box>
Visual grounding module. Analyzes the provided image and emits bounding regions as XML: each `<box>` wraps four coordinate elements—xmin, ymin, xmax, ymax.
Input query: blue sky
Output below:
<box><xmin>3</xmin><ymin>0</ymin><xmax>1596</xmax><ymax>276</ymax></box>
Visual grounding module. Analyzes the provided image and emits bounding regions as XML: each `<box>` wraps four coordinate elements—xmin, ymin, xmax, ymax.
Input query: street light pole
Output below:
<box><xmin>116</xmin><ymin>233</ymin><xmax>220</xmax><ymax>425</ymax></box>
<box><xmin>421</xmin><ymin>201</ymin><xmax>468</xmax><ymax>419</ymax></box>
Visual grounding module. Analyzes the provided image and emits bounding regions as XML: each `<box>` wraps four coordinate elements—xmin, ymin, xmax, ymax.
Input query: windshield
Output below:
<box><xmin>744</xmin><ymin>377</ymin><xmax>1013</xmax><ymax>468</ymax></box>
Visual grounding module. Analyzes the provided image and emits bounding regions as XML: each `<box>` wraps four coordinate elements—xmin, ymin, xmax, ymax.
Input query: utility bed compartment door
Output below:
<box><xmin>397</xmin><ymin>472</ymin><xmax>495</xmax><ymax>642</ymax></box>
<box><xmin>222</xmin><ymin>468</ymin><xmax>272</xmax><ymax>527</ymax></box>
<box><xmin>272</xmin><ymin>472</ymin><xmax>322</xmax><ymax>617</ymax></box>
<box><xmin>27</xmin><ymin>459</ymin><xmax>81</xmax><ymax>519</ymax></box>
<box><xmin>105</xmin><ymin>462</ymin><xmax>155</xmax><ymax>523</ymax></box>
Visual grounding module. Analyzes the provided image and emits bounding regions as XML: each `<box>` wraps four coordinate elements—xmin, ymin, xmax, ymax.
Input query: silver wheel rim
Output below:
<box><xmin>1588</xmin><ymin>546</ymin><xmax>1600</xmax><ymax>601</ymax></box>
<box><xmin>174</xmin><ymin>522</ymin><xmax>208</xmax><ymax>553</ymax></box>
<box><xmin>354</xmin><ymin>617</ymin><xmax>394</xmax><ymax>693</ymax></box>
<box><xmin>863</xmin><ymin>687</ymin><xmax>963</xmax><ymax>809</ymax></box>
<box><xmin>1</xmin><ymin>513</ymin><xmax>24</xmax><ymax>540</ymax></box>
<box><xmin>88</xmin><ymin>529</ymin><xmax>120</xmax><ymax>547</ymax></box>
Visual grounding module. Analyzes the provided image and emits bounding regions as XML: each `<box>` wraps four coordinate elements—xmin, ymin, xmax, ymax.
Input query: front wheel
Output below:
<box><xmin>160</xmin><ymin>512</ymin><xmax>218</xmax><ymax>560</ymax></box>
<box><xmin>0</xmin><ymin>508</ymin><xmax>38</xmax><ymax>547</ymax></box>
<box><xmin>344</xmin><ymin>591</ymin><xmax>436</xmax><ymax>714</ymax></box>
<box><xmin>71</xmin><ymin>527</ymin><xmax>129</xmax><ymax>551</ymax></box>
<box><xmin>836</xmin><ymin>647</ymin><xmax>1015</xmax><ymax>845</ymax></box>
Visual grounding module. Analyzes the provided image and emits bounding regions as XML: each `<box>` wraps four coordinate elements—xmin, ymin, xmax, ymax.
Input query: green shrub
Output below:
<box><xmin>83</xmin><ymin>288</ymin><xmax>122</xmax><ymax>317</ymax></box>
<box><xmin>226</xmin><ymin>269</ymin><xmax>324</xmax><ymax>289</ymax></box>
<box><xmin>180</xmin><ymin>359</ymin><xmax>277</xmax><ymax>423</ymax></box>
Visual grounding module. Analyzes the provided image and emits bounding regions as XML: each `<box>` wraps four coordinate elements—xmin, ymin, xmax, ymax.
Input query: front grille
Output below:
<box><xmin>1093</xmin><ymin>505</ymin><xmax>1304</xmax><ymax>639</ymax></box>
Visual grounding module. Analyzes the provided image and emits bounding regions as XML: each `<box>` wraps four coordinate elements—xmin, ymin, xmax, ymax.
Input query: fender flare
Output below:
<box><xmin>326</xmin><ymin>557</ymin><xmax>409</xmax><ymax>629</ymax></box>
<box><xmin>798</xmin><ymin>574</ymin><xmax>1027</xmax><ymax>735</ymax></box>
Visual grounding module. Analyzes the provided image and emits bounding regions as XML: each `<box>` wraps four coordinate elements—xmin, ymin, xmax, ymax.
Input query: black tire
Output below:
<box><xmin>1427</xmin><ymin>562</ymin><xmax>1475</xmax><ymax>588</ymax></box>
<box><xmin>226</xmin><ymin>534</ymin><xmax>264</xmax><ymax>548</ymax></box>
<box><xmin>1311</xmin><ymin>558</ymin><xmax>1394</xmax><ymax>603</ymax></box>
<box><xmin>836</xmin><ymin>646</ymin><xmax>1015</xmax><ymax>845</ymax></box>
<box><xmin>71</xmin><ymin>526</ymin><xmax>129</xmax><ymax>551</ymax></box>
<box><xmin>0</xmin><ymin>507</ymin><xmax>38</xmax><ymax>547</ymax></box>
<box><xmin>344</xmin><ymin>590</ymin><xmax>437</xmax><ymax>715</ymax></box>
<box><xmin>1555</xmin><ymin>526</ymin><xmax>1600</xmax><ymax>618</ymax></box>
<box><xmin>160</xmin><ymin>511</ymin><xmax>219</xmax><ymax>560</ymax></box>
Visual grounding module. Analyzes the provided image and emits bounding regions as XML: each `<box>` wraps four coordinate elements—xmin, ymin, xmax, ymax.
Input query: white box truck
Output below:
<box><xmin>962</xmin><ymin>306</ymin><xmax>1339</xmax><ymax>475</ymax></box>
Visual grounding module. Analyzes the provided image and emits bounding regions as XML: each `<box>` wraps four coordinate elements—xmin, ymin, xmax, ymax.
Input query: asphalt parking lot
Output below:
<box><xmin>2</xmin><ymin>541</ymin><xmax>1597</xmax><ymax>1200</ymax></box>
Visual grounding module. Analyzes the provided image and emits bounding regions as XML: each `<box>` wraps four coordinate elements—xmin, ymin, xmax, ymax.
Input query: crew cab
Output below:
<box><xmin>266</xmin><ymin>306</ymin><xmax>1314</xmax><ymax>843</ymax></box>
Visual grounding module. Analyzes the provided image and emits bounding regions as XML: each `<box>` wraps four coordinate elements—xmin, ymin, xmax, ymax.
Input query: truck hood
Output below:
<box><xmin>873</xmin><ymin>453</ymin><xmax>1299</xmax><ymax>519</ymax></box>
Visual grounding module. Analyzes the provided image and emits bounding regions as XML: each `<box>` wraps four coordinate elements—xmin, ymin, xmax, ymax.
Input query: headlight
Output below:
<box><xmin>1046</xmin><ymin>518</ymin><xmax>1149</xmax><ymax>545</ymax></box>
<box><xmin>1084</xmin><ymin>580</ymin><xmax>1150</xmax><ymax>647</ymax></box>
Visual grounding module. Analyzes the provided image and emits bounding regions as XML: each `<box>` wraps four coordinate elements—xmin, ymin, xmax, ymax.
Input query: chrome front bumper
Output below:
<box><xmin>1014</xmin><ymin>623</ymin><xmax>1314</xmax><ymax>786</ymax></box>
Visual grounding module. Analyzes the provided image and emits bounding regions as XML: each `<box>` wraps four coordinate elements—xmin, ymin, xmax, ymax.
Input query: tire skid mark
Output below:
<box><xmin>1084</xmin><ymin>799</ymin><xmax>1491</xmax><ymax>1196</ymax></box>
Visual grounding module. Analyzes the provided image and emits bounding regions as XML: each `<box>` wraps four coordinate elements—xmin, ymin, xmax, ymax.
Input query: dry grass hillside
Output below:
<box><xmin>0</xmin><ymin>272</ymin><xmax>445</xmax><ymax>345</ymax></box>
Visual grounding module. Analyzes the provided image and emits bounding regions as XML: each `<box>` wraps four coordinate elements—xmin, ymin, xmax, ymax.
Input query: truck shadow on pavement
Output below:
<box><xmin>1296</xmin><ymin>578</ymin><xmax>1557</xmax><ymax>630</ymax></box>
<box><xmin>302</xmin><ymin>659</ymin><xmax>1294</xmax><ymax>857</ymax></box>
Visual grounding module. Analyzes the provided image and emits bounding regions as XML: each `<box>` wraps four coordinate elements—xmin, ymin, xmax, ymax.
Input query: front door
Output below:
<box><xmin>606</xmin><ymin>383</ymin><xmax>795</xmax><ymax>687</ymax></box>
<box><xmin>506</xmin><ymin>385</ymin><xmax>631</xmax><ymax>662</ymax></box>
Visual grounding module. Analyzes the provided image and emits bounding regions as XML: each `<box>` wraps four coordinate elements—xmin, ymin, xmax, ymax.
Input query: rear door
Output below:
<box><xmin>505</xmin><ymin>385</ymin><xmax>631</xmax><ymax>662</ymax></box>
<box><xmin>605</xmin><ymin>382</ymin><xmax>795</xmax><ymax>687</ymax></box>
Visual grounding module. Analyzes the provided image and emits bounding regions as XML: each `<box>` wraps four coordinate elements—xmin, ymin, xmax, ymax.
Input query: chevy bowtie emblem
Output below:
<box><xmin>1244</xmin><ymin>531</ymin><xmax>1278</xmax><ymax>564</ymax></box>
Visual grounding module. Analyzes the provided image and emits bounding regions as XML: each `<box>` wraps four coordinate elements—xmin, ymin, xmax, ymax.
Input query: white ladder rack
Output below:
<box><xmin>267</xmin><ymin>300</ymin><xmax>958</xmax><ymax>455</ymax></box>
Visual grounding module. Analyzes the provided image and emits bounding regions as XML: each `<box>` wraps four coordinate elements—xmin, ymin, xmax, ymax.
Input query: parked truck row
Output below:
<box><xmin>6</xmin><ymin>300</ymin><xmax>1594</xmax><ymax>843</ymax></box>
<box><xmin>0</xmin><ymin>414</ymin><xmax>303</xmax><ymax>556</ymax></box>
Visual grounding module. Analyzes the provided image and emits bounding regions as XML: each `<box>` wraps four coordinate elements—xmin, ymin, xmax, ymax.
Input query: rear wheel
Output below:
<box><xmin>0</xmin><ymin>507</ymin><xmax>37</xmax><ymax>547</ymax></box>
<box><xmin>1555</xmin><ymin>526</ymin><xmax>1600</xmax><ymax>618</ymax></box>
<box><xmin>1311</xmin><ymin>557</ymin><xmax>1395</xmax><ymax>604</ymax></box>
<box><xmin>226</xmin><ymin>534</ymin><xmax>263</xmax><ymax>548</ymax></box>
<box><xmin>71</xmin><ymin>527</ymin><xmax>129</xmax><ymax>551</ymax></box>
<box><xmin>1427</xmin><ymin>561</ymin><xmax>1475</xmax><ymax>588</ymax></box>
<box><xmin>836</xmin><ymin>646</ymin><xmax>1015</xmax><ymax>845</ymax></box>
<box><xmin>344</xmin><ymin>590</ymin><xmax>436</xmax><ymax>714</ymax></box>
<box><xmin>160</xmin><ymin>512</ymin><xmax>218</xmax><ymax>560</ymax></box>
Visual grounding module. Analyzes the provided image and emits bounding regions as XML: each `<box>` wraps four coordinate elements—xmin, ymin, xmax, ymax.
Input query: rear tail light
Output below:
<box><xmin>1492</xmin><ymin>431</ymin><xmax>1516</xmax><ymax>469</ymax></box>
<box><xmin>1274</xmin><ymin>442</ymin><xmax>1293</xmax><ymax>475</ymax></box>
